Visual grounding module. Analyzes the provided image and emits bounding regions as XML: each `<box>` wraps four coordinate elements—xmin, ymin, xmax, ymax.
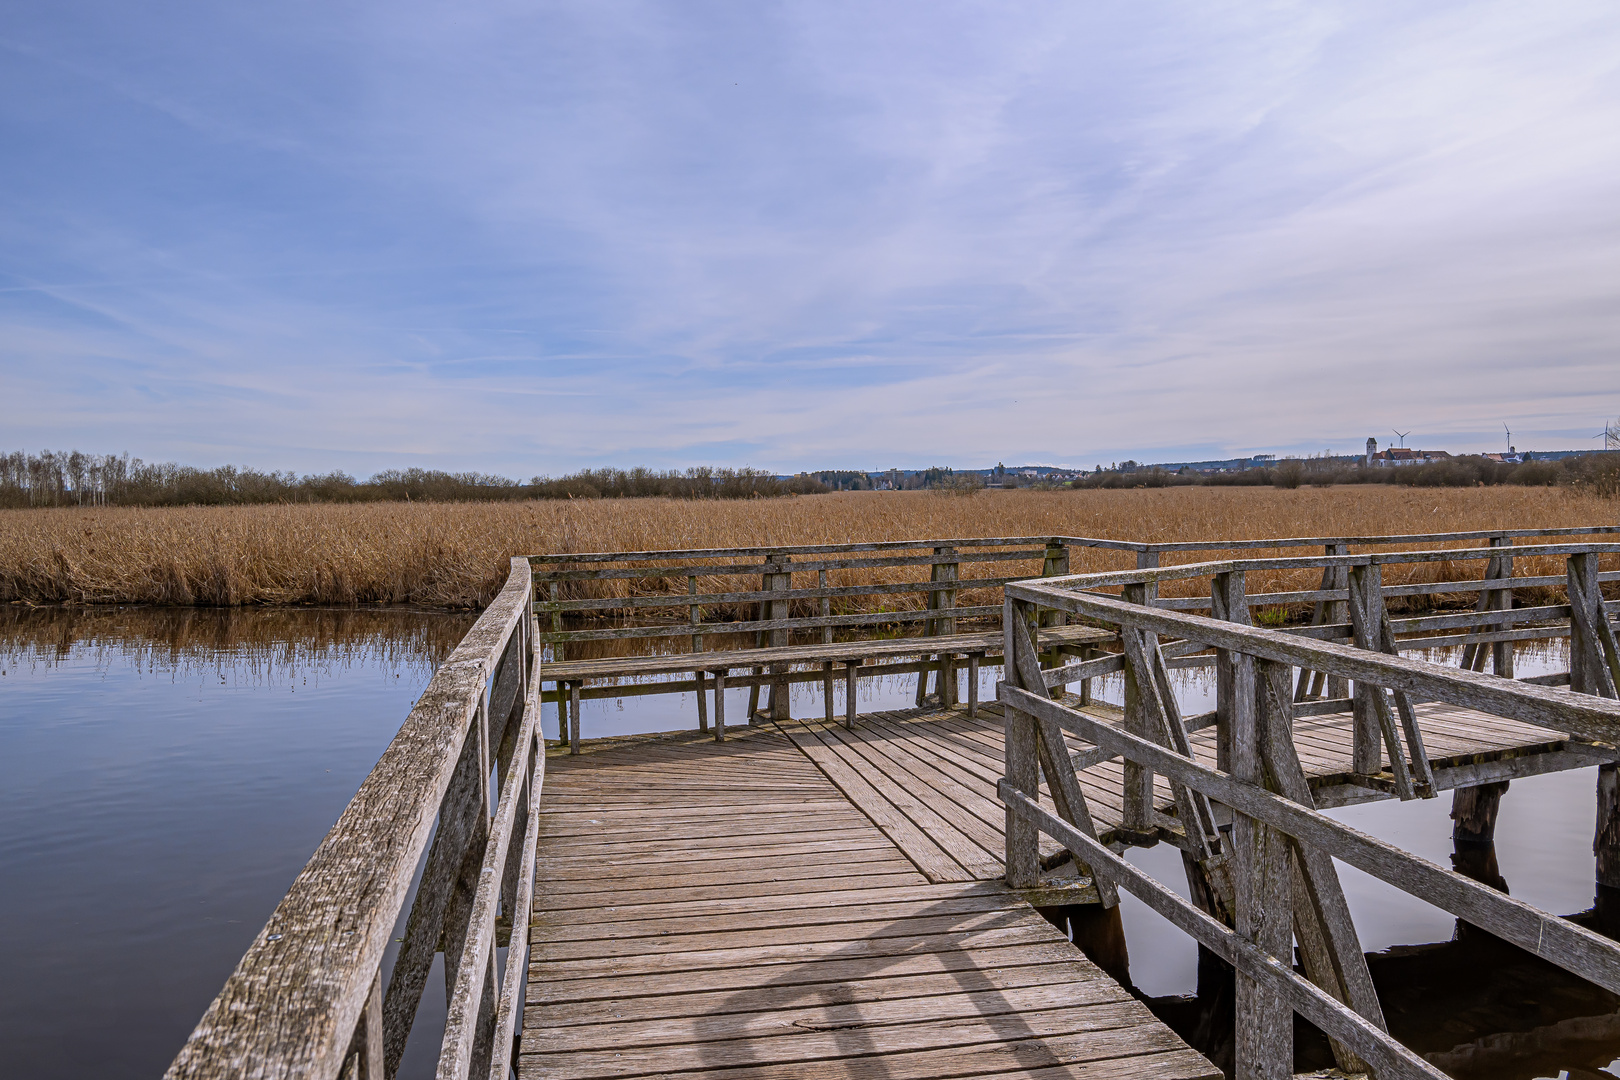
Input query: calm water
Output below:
<box><xmin>2</xmin><ymin>609</ymin><xmax>1611</xmax><ymax>1080</ymax></box>
<box><xmin>0</xmin><ymin>606</ymin><xmax>475</xmax><ymax>1080</ymax></box>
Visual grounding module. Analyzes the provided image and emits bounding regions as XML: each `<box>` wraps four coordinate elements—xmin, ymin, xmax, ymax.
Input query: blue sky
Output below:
<box><xmin>3</xmin><ymin>2</ymin><xmax>1619</xmax><ymax>476</ymax></box>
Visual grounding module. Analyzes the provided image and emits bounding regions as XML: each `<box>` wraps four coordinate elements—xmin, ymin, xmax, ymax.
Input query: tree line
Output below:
<box><xmin>0</xmin><ymin>451</ymin><xmax>830</xmax><ymax>508</ymax></box>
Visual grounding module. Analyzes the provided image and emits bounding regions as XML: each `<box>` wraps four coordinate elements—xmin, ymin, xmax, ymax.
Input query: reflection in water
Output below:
<box><xmin>0</xmin><ymin>604</ymin><xmax>474</xmax><ymax>1080</ymax></box>
<box><xmin>1</xmin><ymin>602</ymin><xmax>469</xmax><ymax>678</ymax></box>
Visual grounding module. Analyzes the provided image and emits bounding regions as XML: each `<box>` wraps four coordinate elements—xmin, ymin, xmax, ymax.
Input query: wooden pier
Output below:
<box><xmin>521</xmin><ymin>724</ymin><xmax>1217</xmax><ymax>1080</ymax></box>
<box><xmin>165</xmin><ymin>529</ymin><xmax>1620</xmax><ymax>1080</ymax></box>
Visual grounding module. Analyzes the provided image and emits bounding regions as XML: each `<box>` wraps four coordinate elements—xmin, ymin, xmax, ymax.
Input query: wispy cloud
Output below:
<box><xmin>3</xmin><ymin>0</ymin><xmax>1619</xmax><ymax>473</ymax></box>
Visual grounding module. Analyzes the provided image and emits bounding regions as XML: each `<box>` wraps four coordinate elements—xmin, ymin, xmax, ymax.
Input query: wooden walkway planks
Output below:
<box><xmin>781</xmin><ymin>699</ymin><xmax>1576</xmax><ymax>883</ymax></box>
<box><xmin>520</xmin><ymin>726</ymin><xmax>1217</xmax><ymax>1080</ymax></box>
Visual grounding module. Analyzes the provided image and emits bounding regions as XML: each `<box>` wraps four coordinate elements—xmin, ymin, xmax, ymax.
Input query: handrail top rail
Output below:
<box><xmin>164</xmin><ymin>556</ymin><xmax>536</xmax><ymax>1080</ymax></box>
<box><xmin>1135</xmin><ymin>525</ymin><xmax>1620</xmax><ymax>552</ymax></box>
<box><xmin>1027</xmin><ymin>542</ymin><xmax>1620</xmax><ymax>593</ymax></box>
<box><xmin>527</xmin><ymin>536</ymin><xmax>1088</xmax><ymax>564</ymax></box>
<box><xmin>524</xmin><ymin>526</ymin><xmax>1620</xmax><ymax>567</ymax></box>
<box><xmin>1002</xmin><ymin>580</ymin><xmax>1620</xmax><ymax>741</ymax></box>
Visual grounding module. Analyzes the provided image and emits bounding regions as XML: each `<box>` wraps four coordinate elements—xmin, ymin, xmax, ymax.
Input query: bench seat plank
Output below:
<box><xmin>542</xmin><ymin>625</ymin><xmax>1112</xmax><ymax>681</ymax></box>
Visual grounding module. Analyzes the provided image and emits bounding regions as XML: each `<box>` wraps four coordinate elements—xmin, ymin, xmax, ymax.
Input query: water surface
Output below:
<box><xmin>0</xmin><ymin>605</ymin><xmax>474</xmax><ymax>1080</ymax></box>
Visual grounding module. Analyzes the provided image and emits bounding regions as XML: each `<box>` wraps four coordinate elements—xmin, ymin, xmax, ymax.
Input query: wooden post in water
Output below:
<box><xmin>1571</xmin><ymin>550</ymin><xmax>1620</xmax><ymax>928</ymax></box>
<box><xmin>1598</xmin><ymin>766</ymin><xmax>1620</xmax><ymax>932</ymax></box>
<box><xmin>1452</xmin><ymin>781</ymin><xmax>1509</xmax><ymax>844</ymax></box>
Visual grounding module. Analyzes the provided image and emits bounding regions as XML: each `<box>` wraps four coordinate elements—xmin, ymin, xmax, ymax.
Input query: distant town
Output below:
<box><xmin>803</xmin><ymin>437</ymin><xmax>1620</xmax><ymax>490</ymax></box>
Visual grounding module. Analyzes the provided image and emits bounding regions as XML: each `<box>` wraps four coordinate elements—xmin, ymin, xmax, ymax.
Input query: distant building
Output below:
<box><xmin>1370</xmin><ymin>448</ymin><xmax>1452</xmax><ymax>467</ymax></box>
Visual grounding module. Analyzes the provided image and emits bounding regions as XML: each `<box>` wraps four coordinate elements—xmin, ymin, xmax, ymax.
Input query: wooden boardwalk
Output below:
<box><xmin>518</xmin><ymin>699</ymin><xmax>1583</xmax><ymax>1078</ymax></box>
<box><xmin>781</xmin><ymin>700</ymin><xmax>1576</xmax><ymax>882</ymax></box>
<box><xmin>519</xmin><ymin>726</ymin><xmax>1219</xmax><ymax>1080</ymax></box>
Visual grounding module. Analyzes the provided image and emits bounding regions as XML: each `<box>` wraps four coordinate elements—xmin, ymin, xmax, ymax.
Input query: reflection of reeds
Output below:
<box><xmin>0</xmin><ymin>605</ymin><xmax>474</xmax><ymax>679</ymax></box>
<box><xmin>0</xmin><ymin>486</ymin><xmax>1612</xmax><ymax>609</ymax></box>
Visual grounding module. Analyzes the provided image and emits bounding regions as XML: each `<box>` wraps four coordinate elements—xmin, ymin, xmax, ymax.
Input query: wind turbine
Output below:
<box><xmin>1503</xmin><ymin>423</ymin><xmax>1512</xmax><ymax>453</ymax></box>
<box><xmin>1392</xmin><ymin>429</ymin><xmax>1410</xmax><ymax>449</ymax></box>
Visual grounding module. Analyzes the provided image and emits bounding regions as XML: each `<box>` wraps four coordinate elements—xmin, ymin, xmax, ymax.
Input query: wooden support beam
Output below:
<box><xmin>1007</xmin><ymin>614</ymin><xmax>1118</xmax><ymax>907</ymax></box>
<box><xmin>1258</xmin><ymin>660</ymin><xmax>1384</xmax><ymax>1075</ymax></box>
<box><xmin>1569</xmin><ymin>552</ymin><xmax>1620</xmax><ymax>698</ymax></box>
<box><xmin>1231</xmin><ymin>656</ymin><xmax>1293</xmax><ymax>1080</ymax></box>
<box><xmin>1003</xmin><ymin>599</ymin><xmax>1042</xmax><ymax>889</ymax></box>
<box><xmin>1002</xmin><ymin>681</ymin><xmax>1620</xmax><ymax>999</ymax></box>
<box><xmin>1120</xmin><ymin>582</ymin><xmax>1157</xmax><ymax>841</ymax></box>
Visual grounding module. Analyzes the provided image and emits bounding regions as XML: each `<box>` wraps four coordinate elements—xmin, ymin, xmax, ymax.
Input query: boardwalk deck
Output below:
<box><xmin>780</xmin><ymin>700</ymin><xmax>1578</xmax><ymax>883</ymax></box>
<box><xmin>520</xmin><ymin>726</ymin><xmax>1219</xmax><ymax>1080</ymax></box>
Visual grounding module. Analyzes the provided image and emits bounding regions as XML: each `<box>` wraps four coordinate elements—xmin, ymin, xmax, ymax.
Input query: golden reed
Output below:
<box><xmin>0</xmin><ymin>486</ymin><xmax>1613</xmax><ymax>610</ymax></box>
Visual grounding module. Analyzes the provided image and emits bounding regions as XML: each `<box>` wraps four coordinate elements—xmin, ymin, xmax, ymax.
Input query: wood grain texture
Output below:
<box><xmin>519</xmin><ymin>727</ymin><xmax>1217</xmax><ymax>1080</ymax></box>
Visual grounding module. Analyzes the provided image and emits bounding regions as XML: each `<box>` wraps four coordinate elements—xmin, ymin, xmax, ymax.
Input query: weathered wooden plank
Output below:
<box><xmin>780</xmin><ymin>727</ymin><xmax>971</xmax><ymax>883</ymax></box>
<box><xmin>166</xmin><ymin>559</ymin><xmax>535</xmax><ymax>1080</ymax></box>
<box><xmin>542</xmin><ymin>625</ymin><xmax>1111</xmax><ymax>679</ymax></box>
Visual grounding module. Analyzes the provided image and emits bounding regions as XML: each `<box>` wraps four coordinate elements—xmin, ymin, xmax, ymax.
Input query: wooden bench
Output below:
<box><xmin>531</xmin><ymin>538</ymin><xmax>1128</xmax><ymax>751</ymax></box>
<box><xmin>544</xmin><ymin>624</ymin><xmax>1113</xmax><ymax>749</ymax></box>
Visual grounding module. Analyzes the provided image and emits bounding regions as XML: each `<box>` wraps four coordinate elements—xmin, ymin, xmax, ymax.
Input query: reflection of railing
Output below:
<box><xmin>166</xmin><ymin>558</ymin><xmax>541</xmax><ymax>1080</ymax></box>
<box><xmin>997</xmin><ymin>542</ymin><xmax>1620</xmax><ymax>1079</ymax></box>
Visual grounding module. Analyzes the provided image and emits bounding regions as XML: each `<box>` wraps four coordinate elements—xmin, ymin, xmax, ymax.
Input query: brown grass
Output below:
<box><xmin>0</xmin><ymin>487</ymin><xmax>1613</xmax><ymax>610</ymax></box>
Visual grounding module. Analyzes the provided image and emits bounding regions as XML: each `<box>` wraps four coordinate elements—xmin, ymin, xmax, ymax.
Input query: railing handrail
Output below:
<box><xmin>525</xmin><ymin>526</ymin><xmax>1620</xmax><ymax>566</ymax></box>
<box><xmin>1006</xmin><ymin>580</ymin><xmax>1620</xmax><ymax>739</ymax></box>
<box><xmin>166</xmin><ymin>557</ymin><xmax>537</xmax><ymax>1080</ymax></box>
<box><xmin>1037</xmin><ymin>541</ymin><xmax>1620</xmax><ymax>592</ymax></box>
<box><xmin>996</xmin><ymin>550</ymin><xmax>1620</xmax><ymax>1079</ymax></box>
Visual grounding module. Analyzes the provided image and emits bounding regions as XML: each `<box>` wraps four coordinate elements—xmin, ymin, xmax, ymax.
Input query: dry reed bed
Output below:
<box><xmin>0</xmin><ymin>487</ymin><xmax>1614</xmax><ymax>612</ymax></box>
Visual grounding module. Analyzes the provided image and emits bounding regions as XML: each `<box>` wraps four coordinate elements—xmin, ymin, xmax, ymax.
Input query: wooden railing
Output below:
<box><xmin>530</xmin><ymin>536</ymin><xmax>1097</xmax><ymax>649</ymax></box>
<box><xmin>165</xmin><ymin>558</ymin><xmax>542</xmax><ymax>1080</ymax></box>
<box><xmin>997</xmin><ymin>541</ymin><xmax>1620</xmax><ymax>1079</ymax></box>
<box><xmin>530</xmin><ymin>527</ymin><xmax>1620</xmax><ymax>651</ymax></box>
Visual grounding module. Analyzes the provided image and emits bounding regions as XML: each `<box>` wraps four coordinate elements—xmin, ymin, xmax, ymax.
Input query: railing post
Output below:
<box><xmin>688</xmin><ymin>573</ymin><xmax>703</xmax><ymax>654</ymax></box>
<box><xmin>1234</xmin><ymin>654</ymin><xmax>1293</xmax><ymax>1080</ymax></box>
<box><xmin>937</xmin><ymin>545</ymin><xmax>960</xmax><ymax>706</ymax></box>
<box><xmin>1212</xmin><ymin>570</ymin><xmax>1249</xmax><ymax>774</ymax></box>
<box><xmin>1347</xmin><ymin>564</ymin><xmax>1383</xmax><ymax>777</ymax></box>
<box><xmin>1296</xmin><ymin>543</ymin><xmax>1348</xmax><ymax>701</ymax></box>
<box><xmin>767</xmin><ymin>554</ymin><xmax>792</xmax><ymax>721</ymax></box>
<box><xmin>1489</xmin><ymin>535</ymin><xmax>1515</xmax><ymax>677</ymax></box>
<box><xmin>1041</xmin><ymin>541</ymin><xmax>1069</xmax><ymax>628</ymax></box>
<box><xmin>1120</xmin><ymin>581</ymin><xmax>1156</xmax><ymax>840</ymax></box>
<box><xmin>1003</xmin><ymin>597</ymin><xmax>1041</xmax><ymax>888</ymax></box>
<box><xmin>1568</xmin><ymin>551</ymin><xmax>1619</xmax><ymax>698</ymax></box>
